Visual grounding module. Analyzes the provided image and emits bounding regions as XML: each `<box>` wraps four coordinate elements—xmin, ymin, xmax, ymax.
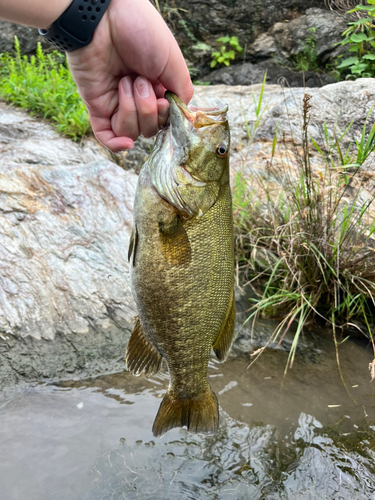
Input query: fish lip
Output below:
<box><xmin>165</xmin><ymin>91</ymin><xmax>229</xmax><ymax>125</ymax></box>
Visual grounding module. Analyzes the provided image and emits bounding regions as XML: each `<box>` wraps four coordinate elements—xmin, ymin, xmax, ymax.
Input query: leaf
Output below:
<box><xmin>225</xmin><ymin>50</ymin><xmax>235</xmax><ymax>60</ymax></box>
<box><xmin>351</xmin><ymin>17</ymin><xmax>372</xmax><ymax>25</ymax></box>
<box><xmin>210</xmin><ymin>60</ymin><xmax>217</xmax><ymax>68</ymax></box>
<box><xmin>217</xmin><ymin>35</ymin><xmax>230</xmax><ymax>44</ymax></box>
<box><xmin>350</xmin><ymin>33</ymin><xmax>373</xmax><ymax>43</ymax></box>
<box><xmin>363</xmin><ymin>53</ymin><xmax>375</xmax><ymax>60</ymax></box>
<box><xmin>337</xmin><ymin>56</ymin><xmax>359</xmax><ymax>68</ymax></box>
<box><xmin>349</xmin><ymin>4</ymin><xmax>375</xmax><ymax>12</ymax></box>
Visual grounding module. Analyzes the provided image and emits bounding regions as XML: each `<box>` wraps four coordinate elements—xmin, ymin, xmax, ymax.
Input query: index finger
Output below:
<box><xmin>158</xmin><ymin>44</ymin><xmax>193</xmax><ymax>105</ymax></box>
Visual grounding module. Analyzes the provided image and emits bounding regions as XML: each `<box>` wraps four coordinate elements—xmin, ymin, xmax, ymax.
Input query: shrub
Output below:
<box><xmin>0</xmin><ymin>37</ymin><xmax>90</xmax><ymax>140</ymax></box>
<box><xmin>211</xmin><ymin>36</ymin><xmax>243</xmax><ymax>69</ymax></box>
<box><xmin>337</xmin><ymin>0</ymin><xmax>375</xmax><ymax>78</ymax></box>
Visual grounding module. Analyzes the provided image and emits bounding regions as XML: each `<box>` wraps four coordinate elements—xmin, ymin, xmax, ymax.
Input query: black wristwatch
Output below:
<box><xmin>38</xmin><ymin>0</ymin><xmax>112</xmax><ymax>52</ymax></box>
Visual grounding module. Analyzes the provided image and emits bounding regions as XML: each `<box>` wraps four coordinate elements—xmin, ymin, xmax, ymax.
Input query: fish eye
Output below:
<box><xmin>216</xmin><ymin>144</ymin><xmax>228</xmax><ymax>158</ymax></box>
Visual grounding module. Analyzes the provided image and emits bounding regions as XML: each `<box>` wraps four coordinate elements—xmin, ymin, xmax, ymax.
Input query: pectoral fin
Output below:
<box><xmin>128</xmin><ymin>225</ymin><xmax>138</xmax><ymax>266</ymax></box>
<box><xmin>212</xmin><ymin>291</ymin><xmax>236</xmax><ymax>361</ymax></box>
<box><xmin>159</xmin><ymin>216</ymin><xmax>191</xmax><ymax>266</ymax></box>
<box><xmin>126</xmin><ymin>319</ymin><xmax>163</xmax><ymax>376</ymax></box>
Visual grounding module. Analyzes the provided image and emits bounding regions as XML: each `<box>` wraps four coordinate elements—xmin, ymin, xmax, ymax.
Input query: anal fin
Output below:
<box><xmin>126</xmin><ymin>319</ymin><xmax>162</xmax><ymax>377</ymax></box>
<box><xmin>212</xmin><ymin>291</ymin><xmax>236</xmax><ymax>362</ymax></box>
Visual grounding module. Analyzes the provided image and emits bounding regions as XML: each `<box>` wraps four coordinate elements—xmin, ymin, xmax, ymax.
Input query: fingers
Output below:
<box><xmin>111</xmin><ymin>76</ymin><xmax>169</xmax><ymax>145</ymax></box>
<box><xmin>157</xmin><ymin>41</ymin><xmax>194</xmax><ymax>106</ymax></box>
<box><xmin>111</xmin><ymin>76</ymin><xmax>139</xmax><ymax>141</ymax></box>
<box><xmin>88</xmin><ymin>75</ymin><xmax>170</xmax><ymax>153</ymax></box>
<box><xmin>157</xmin><ymin>98</ymin><xmax>169</xmax><ymax>128</ymax></box>
<box><xmin>133</xmin><ymin>77</ymin><xmax>158</xmax><ymax>139</ymax></box>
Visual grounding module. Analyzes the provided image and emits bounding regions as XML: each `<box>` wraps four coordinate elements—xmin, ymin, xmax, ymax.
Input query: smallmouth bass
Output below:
<box><xmin>127</xmin><ymin>92</ymin><xmax>235</xmax><ymax>437</ymax></box>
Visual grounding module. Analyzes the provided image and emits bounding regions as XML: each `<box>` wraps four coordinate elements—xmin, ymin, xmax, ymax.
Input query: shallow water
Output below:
<box><xmin>0</xmin><ymin>333</ymin><xmax>375</xmax><ymax>500</ymax></box>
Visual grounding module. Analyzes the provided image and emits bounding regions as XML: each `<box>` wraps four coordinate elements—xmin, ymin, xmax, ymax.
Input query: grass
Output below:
<box><xmin>0</xmin><ymin>37</ymin><xmax>90</xmax><ymax>140</ymax></box>
<box><xmin>233</xmin><ymin>80</ymin><xmax>375</xmax><ymax>373</ymax></box>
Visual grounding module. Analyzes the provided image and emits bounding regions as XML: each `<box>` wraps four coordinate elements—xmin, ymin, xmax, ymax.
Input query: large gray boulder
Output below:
<box><xmin>201</xmin><ymin>60</ymin><xmax>336</xmax><ymax>87</ymax></box>
<box><xmin>270</xmin><ymin>8</ymin><xmax>347</xmax><ymax>63</ymax></box>
<box><xmin>0</xmin><ymin>103</ymin><xmax>138</xmax><ymax>387</ymax></box>
<box><xmin>204</xmin><ymin>8</ymin><xmax>347</xmax><ymax>86</ymax></box>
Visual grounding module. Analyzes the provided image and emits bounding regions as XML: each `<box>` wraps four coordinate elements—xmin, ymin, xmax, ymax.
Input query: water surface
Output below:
<box><xmin>0</xmin><ymin>332</ymin><xmax>374</xmax><ymax>500</ymax></box>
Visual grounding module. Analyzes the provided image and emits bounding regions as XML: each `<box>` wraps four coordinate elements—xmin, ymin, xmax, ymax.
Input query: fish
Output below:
<box><xmin>126</xmin><ymin>91</ymin><xmax>235</xmax><ymax>437</ymax></box>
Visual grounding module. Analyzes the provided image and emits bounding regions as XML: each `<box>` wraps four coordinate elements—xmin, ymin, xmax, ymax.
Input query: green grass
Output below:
<box><xmin>234</xmin><ymin>81</ymin><xmax>375</xmax><ymax>372</ymax></box>
<box><xmin>0</xmin><ymin>37</ymin><xmax>90</xmax><ymax>140</ymax></box>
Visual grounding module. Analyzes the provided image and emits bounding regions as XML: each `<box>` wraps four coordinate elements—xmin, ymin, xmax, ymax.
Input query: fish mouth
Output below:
<box><xmin>164</xmin><ymin>92</ymin><xmax>228</xmax><ymax>185</ymax></box>
<box><xmin>165</xmin><ymin>91</ymin><xmax>228</xmax><ymax>129</ymax></box>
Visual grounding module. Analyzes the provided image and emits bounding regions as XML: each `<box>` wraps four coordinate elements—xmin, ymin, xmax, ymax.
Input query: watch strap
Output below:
<box><xmin>38</xmin><ymin>0</ymin><xmax>112</xmax><ymax>52</ymax></box>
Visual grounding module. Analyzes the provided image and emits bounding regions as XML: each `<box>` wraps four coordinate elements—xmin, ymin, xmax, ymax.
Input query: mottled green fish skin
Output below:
<box><xmin>127</xmin><ymin>93</ymin><xmax>235</xmax><ymax>437</ymax></box>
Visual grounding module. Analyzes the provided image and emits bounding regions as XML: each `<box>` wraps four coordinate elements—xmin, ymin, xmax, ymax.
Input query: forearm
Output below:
<box><xmin>0</xmin><ymin>0</ymin><xmax>72</xmax><ymax>29</ymax></box>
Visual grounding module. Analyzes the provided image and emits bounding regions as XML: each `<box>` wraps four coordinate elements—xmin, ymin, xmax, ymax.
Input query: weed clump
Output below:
<box><xmin>234</xmin><ymin>88</ymin><xmax>375</xmax><ymax>370</ymax></box>
<box><xmin>0</xmin><ymin>37</ymin><xmax>90</xmax><ymax>140</ymax></box>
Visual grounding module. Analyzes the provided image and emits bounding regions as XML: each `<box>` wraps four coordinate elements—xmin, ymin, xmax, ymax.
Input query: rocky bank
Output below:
<box><xmin>0</xmin><ymin>79</ymin><xmax>374</xmax><ymax>388</ymax></box>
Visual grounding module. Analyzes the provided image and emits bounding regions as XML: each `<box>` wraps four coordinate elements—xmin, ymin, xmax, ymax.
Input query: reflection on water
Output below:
<box><xmin>0</xmin><ymin>333</ymin><xmax>374</xmax><ymax>500</ymax></box>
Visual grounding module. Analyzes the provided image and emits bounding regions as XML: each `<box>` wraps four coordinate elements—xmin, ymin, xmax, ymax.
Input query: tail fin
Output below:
<box><xmin>152</xmin><ymin>388</ymin><xmax>219</xmax><ymax>437</ymax></box>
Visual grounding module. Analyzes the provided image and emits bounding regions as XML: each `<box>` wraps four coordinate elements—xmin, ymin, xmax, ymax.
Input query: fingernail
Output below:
<box><xmin>135</xmin><ymin>77</ymin><xmax>150</xmax><ymax>98</ymax></box>
<box><xmin>122</xmin><ymin>76</ymin><xmax>133</xmax><ymax>98</ymax></box>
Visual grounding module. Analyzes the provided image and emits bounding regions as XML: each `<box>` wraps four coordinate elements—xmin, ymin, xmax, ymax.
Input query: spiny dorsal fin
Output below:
<box><xmin>128</xmin><ymin>225</ymin><xmax>138</xmax><ymax>266</ymax></box>
<box><xmin>212</xmin><ymin>291</ymin><xmax>236</xmax><ymax>362</ymax></box>
<box><xmin>159</xmin><ymin>216</ymin><xmax>191</xmax><ymax>266</ymax></box>
<box><xmin>152</xmin><ymin>387</ymin><xmax>219</xmax><ymax>437</ymax></box>
<box><xmin>126</xmin><ymin>319</ymin><xmax>163</xmax><ymax>377</ymax></box>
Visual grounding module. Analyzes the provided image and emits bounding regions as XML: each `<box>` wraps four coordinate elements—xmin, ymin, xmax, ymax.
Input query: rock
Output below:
<box><xmin>0</xmin><ymin>103</ymin><xmax>138</xmax><ymax>387</ymax></box>
<box><xmin>201</xmin><ymin>60</ymin><xmax>336</xmax><ymax>87</ymax></box>
<box><xmin>270</xmin><ymin>8</ymin><xmax>347</xmax><ymax>63</ymax></box>
<box><xmin>205</xmin><ymin>7</ymin><xmax>347</xmax><ymax>88</ymax></box>
<box><xmin>113</xmin><ymin>135</ymin><xmax>155</xmax><ymax>174</ymax></box>
<box><xmin>0</xmin><ymin>20</ymin><xmax>49</xmax><ymax>54</ymax></box>
<box><xmin>249</xmin><ymin>34</ymin><xmax>278</xmax><ymax>59</ymax></box>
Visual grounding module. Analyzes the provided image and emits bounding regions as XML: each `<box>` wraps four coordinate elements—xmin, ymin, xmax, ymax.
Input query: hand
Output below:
<box><xmin>67</xmin><ymin>0</ymin><xmax>193</xmax><ymax>152</ymax></box>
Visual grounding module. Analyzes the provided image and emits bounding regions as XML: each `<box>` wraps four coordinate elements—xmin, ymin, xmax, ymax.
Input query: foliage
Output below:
<box><xmin>153</xmin><ymin>0</ymin><xmax>187</xmax><ymax>19</ymax></box>
<box><xmin>337</xmin><ymin>0</ymin><xmax>375</xmax><ymax>77</ymax></box>
<box><xmin>234</xmin><ymin>82</ymin><xmax>375</xmax><ymax>371</ymax></box>
<box><xmin>211</xmin><ymin>36</ymin><xmax>243</xmax><ymax>69</ymax></box>
<box><xmin>0</xmin><ymin>37</ymin><xmax>90</xmax><ymax>140</ymax></box>
<box><xmin>292</xmin><ymin>27</ymin><xmax>319</xmax><ymax>72</ymax></box>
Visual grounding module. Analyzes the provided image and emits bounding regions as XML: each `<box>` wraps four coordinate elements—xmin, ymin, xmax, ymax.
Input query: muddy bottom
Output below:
<box><xmin>0</xmin><ymin>333</ymin><xmax>375</xmax><ymax>500</ymax></box>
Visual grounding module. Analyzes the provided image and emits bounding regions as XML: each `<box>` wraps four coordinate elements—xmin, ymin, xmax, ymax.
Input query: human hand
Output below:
<box><xmin>67</xmin><ymin>0</ymin><xmax>193</xmax><ymax>152</ymax></box>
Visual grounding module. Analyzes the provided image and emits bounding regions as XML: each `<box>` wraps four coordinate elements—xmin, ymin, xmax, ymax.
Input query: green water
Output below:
<box><xmin>0</xmin><ymin>331</ymin><xmax>374</xmax><ymax>500</ymax></box>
